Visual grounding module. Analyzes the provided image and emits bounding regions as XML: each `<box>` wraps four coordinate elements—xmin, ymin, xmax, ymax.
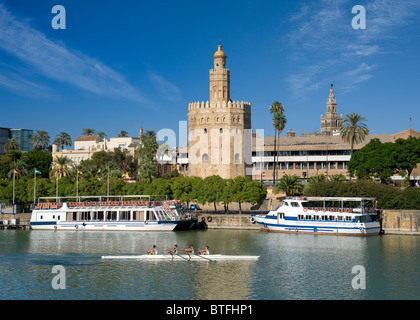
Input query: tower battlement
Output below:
<box><xmin>188</xmin><ymin>100</ymin><xmax>251</xmax><ymax>111</ymax></box>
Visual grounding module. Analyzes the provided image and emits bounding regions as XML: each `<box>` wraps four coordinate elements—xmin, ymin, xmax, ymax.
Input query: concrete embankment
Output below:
<box><xmin>199</xmin><ymin>213</ymin><xmax>259</xmax><ymax>230</ymax></box>
<box><xmin>1</xmin><ymin>210</ymin><xmax>419</xmax><ymax>236</ymax></box>
<box><xmin>381</xmin><ymin>210</ymin><xmax>420</xmax><ymax>235</ymax></box>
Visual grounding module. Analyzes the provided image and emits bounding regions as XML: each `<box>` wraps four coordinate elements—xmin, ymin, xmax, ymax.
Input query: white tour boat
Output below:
<box><xmin>251</xmin><ymin>197</ymin><xmax>381</xmax><ymax>236</ymax></box>
<box><xmin>30</xmin><ymin>196</ymin><xmax>189</xmax><ymax>231</ymax></box>
<box><xmin>101</xmin><ymin>254</ymin><xmax>259</xmax><ymax>261</ymax></box>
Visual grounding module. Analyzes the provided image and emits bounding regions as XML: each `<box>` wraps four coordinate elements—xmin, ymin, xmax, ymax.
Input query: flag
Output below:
<box><xmin>14</xmin><ymin>169</ymin><xmax>18</xmax><ymax>174</ymax></box>
<box><xmin>35</xmin><ymin>169</ymin><xmax>41</xmax><ymax>175</ymax></box>
<box><xmin>57</xmin><ymin>169</ymin><xmax>62</xmax><ymax>175</ymax></box>
<box><xmin>77</xmin><ymin>169</ymin><xmax>83</xmax><ymax>175</ymax></box>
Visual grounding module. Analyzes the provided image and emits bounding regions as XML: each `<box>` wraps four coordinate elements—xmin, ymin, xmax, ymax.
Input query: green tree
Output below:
<box><xmin>171</xmin><ymin>176</ymin><xmax>193</xmax><ymax>207</ymax></box>
<box><xmin>54</xmin><ymin>132</ymin><xmax>72</xmax><ymax>150</ymax></box>
<box><xmin>136</xmin><ymin>130</ymin><xmax>159</xmax><ymax>183</ymax></box>
<box><xmin>117</xmin><ymin>130</ymin><xmax>128</xmax><ymax>137</ymax></box>
<box><xmin>97</xmin><ymin>131</ymin><xmax>106</xmax><ymax>139</ymax></box>
<box><xmin>32</xmin><ymin>130</ymin><xmax>50</xmax><ymax>150</ymax></box>
<box><xmin>202</xmin><ymin>175</ymin><xmax>226</xmax><ymax>212</ymax></box>
<box><xmin>340</xmin><ymin>113</ymin><xmax>369</xmax><ymax>156</ymax></box>
<box><xmin>51</xmin><ymin>156</ymin><xmax>73</xmax><ymax>177</ymax></box>
<box><xmin>392</xmin><ymin>137</ymin><xmax>420</xmax><ymax>185</ymax></box>
<box><xmin>230</xmin><ymin>176</ymin><xmax>266</xmax><ymax>213</ymax></box>
<box><xmin>273</xmin><ymin>174</ymin><xmax>303</xmax><ymax>196</ymax></box>
<box><xmin>82</xmin><ymin>128</ymin><xmax>96</xmax><ymax>136</ymax></box>
<box><xmin>269</xmin><ymin>101</ymin><xmax>286</xmax><ymax>184</ymax></box>
<box><xmin>348</xmin><ymin>138</ymin><xmax>396</xmax><ymax>183</ymax></box>
<box><xmin>4</xmin><ymin>138</ymin><xmax>20</xmax><ymax>152</ymax></box>
<box><xmin>22</xmin><ymin>149</ymin><xmax>53</xmax><ymax>179</ymax></box>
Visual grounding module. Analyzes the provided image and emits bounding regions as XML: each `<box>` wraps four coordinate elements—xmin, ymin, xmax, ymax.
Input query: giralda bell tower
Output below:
<box><xmin>187</xmin><ymin>44</ymin><xmax>252</xmax><ymax>179</ymax></box>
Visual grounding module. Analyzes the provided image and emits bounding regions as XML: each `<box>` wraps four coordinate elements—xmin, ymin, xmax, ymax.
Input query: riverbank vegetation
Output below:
<box><xmin>0</xmin><ymin>171</ymin><xmax>266</xmax><ymax>213</ymax></box>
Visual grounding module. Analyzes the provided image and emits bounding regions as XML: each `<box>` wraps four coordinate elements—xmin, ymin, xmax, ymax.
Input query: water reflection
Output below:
<box><xmin>0</xmin><ymin>230</ymin><xmax>419</xmax><ymax>299</ymax></box>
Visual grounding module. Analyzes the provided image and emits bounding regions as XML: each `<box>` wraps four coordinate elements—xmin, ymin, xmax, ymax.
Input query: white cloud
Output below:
<box><xmin>148</xmin><ymin>70</ymin><xmax>181</xmax><ymax>102</ymax></box>
<box><xmin>285</xmin><ymin>0</ymin><xmax>420</xmax><ymax>96</ymax></box>
<box><xmin>0</xmin><ymin>4</ymin><xmax>147</xmax><ymax>103</ymax></box>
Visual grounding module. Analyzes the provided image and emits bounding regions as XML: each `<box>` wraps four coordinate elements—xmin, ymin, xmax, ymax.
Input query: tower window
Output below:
<box><xmin>204</xmin><ymin>128</ymin><xmax>207</xmax><ymax>134</ymax></box>
<box><xmin>202</xmin><ymin>153</ymin><xmax>209</xmax><ymax>163</ymax></box>
<box><xmin>235</xmin><ymin>153</ymin><xmax>240</xmax><ymax>164</ymax></box>
<box><xmin>219</xmin><ymin>128</ymin><xmax>223</xmax><ymax>134</ymax></box>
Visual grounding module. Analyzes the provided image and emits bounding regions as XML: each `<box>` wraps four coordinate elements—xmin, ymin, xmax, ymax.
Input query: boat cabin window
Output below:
<box><xmin>313</xmin><ymin>215</ymin><xmax>319</xmax><ymax>220</ymax></box>
<box><xmin>119</xmin><ymin>211</ymin><xmax>130</xmax><ymax>221</ymax></box>
<box><xmin>290</xmin><ymin>202</ymin><xmax>300</xmax><ymax>207</ymax></box>
<box><xmin>146</xmin><ymin>210</ymin><xmax>155</xmax><ymax>221</ymax></box>
<box><xmin>329</xmin><ymin>215</ymin><xmax>335</xmax><ymax>221</ymax></box>
<box><xmin>345</xmin><ymin>216</ymin><xmax>352</xmax><ymax>221</ymax></box>
<box><xmin>305</xmin><ymin>215</ymin><xmax>312</xmax><ymax>220</ymax></box>
<box><xmin>298</xmin><ymin>214</ymin><xmax>304</xmax><ymax>220</ymax></box>
<box><xmin>106</xmin><ymin>211</ymin><xmax>117</xmax><ymax>221</ymax></box>
<box><xmin>277</xmin><ymin>212</ymin><xmax>285</xmax><ymax>219</ymax></box>
<box><xmin>283</xmin><ymin>202</ymin><xmax>289</xmax><ymax>206</ymax></box>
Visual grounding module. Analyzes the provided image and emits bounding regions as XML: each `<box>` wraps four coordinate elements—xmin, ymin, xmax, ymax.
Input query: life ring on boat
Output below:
<box><xmin>91</xmin><ymin>202</ymin><xmax>97</xmax><ymax>206</ymax></box>
<box><xmin>207</xmin><ymin>216</ymin><xmax>213</xmax><ymax>222</ymax></box>
<box><xmin>330</xmin><ymin>208</ymin><xmax>335</xmax><ymax>213</ymax></box>
<box><xmin>250</xmin><ymin>217</ymin><xmax>256</xmax><ymax>224</ymax></box>
<box><xmin>322</xmin><ymin>207</ymin><xmax>327</xmax><ymax>213</ymax></box>
<box><xmin>345</xmin><ymin>208</ymin><xmax>351</xmax><ymax>213</ymax></box>
<box><xmin>201</xmin><ymin>217</ymin><xmax>206</xmax><ymax>222</ymax></box>
<box><xmin>338</xmin><ymin>208</ymin><xmax>343</xmax><ymax>213</ymax></box>
<box><xmin>314</xmin><ymin>208</ymin><xmax>319</xmax><ymax>213</ymax></box>
<box><xmin>303</xmin><ymin>207</ymin><xmax>307</xmax><ymax>212</ymax></box>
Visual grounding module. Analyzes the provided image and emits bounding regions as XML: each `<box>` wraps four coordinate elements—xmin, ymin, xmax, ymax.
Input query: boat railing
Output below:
<box><xmin>304</xmin><ymin>206</ymin><xmax>376</xmax><ymax>214</ymax></box>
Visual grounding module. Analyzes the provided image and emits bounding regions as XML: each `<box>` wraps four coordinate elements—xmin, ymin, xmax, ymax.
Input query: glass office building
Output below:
<box><xmin>10</xmin><ymin>129</ymin><xmax>33</xmax><ymax>152</ymax></box>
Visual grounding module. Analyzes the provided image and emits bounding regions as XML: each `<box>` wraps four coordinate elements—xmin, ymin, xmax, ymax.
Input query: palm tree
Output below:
<box><xmin>32</xmin><ymin>130</ymin><xmax>50</xmax><ymax>150</ymax></box>
<box><xmin>97</xmin><ymin>131</ymin><xmax>106</xmax><ymax>139</ymax></box>
<box><xmin>8</xmin><ymin>160</ymin><xmax>28</xmax><ymax>178</ymax></box>
<box><xmin>51</xmin><ymin>155</ymin><xmax>73</xmax><ymax>177</ymax></box>
<box><xmin>273</xmin><ymin>174</ymin><xmax>303</xmax><ymax>196</ymax></box>
<box><xmin>269</xmin><ymin>101</ymin><xmax>286</xmax><ymax>185</ymax></box>
<box><xmin>54</xmin><ymin>132</ymin><xmax>72</xmax><ymax>150</ymax></box>
<box><xmin>4</xmin><ymin>138</ymin><xmax>20</xmax><ymax>152</ymax></box>
<box><xmin>340</xmin><ymin>113</ymin><xmax>369</xmax><ymax>156</ymax></box>
<box><xmin>117</xmin><ymin>130</ymin><xmax>128</xmax><ymax>137</ymax></box>
<box><xmin>82</xmin><ymin>128</ymin><xmax>96</xmax><ymax>136</ymax></box>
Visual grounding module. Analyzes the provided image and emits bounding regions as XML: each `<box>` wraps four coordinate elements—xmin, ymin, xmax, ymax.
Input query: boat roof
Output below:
<box><xmin>287</xmin><ymin>196</ymin><xmax>376</xmax><ymax>202</ymax></box>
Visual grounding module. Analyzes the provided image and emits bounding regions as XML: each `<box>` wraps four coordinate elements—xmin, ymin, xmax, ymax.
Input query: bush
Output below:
<box><xmin>303</xmin><ymin>180</ymin><xmax>420</xmax><ymax>210</ymax></box>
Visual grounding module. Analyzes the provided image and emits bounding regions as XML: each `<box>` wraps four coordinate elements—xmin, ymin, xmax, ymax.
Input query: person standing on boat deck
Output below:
<box><xmin>184</xmin><ymin>245</ymin><xmax>194</xmax><ymax>255</ymax></box>
<box><xmin>147</xmin><ymin>245</ymin><xmax>158</xmax><ymax>255</ymax></box>
<box><xmin>199</xmin><ymin>246</ymin><xmax>210</xmax><ymax>255</ymax></box>
<box><xmin>167</xmin><ymin>244</ymin><xmax>178</xmax><ymax>255</ymax></box>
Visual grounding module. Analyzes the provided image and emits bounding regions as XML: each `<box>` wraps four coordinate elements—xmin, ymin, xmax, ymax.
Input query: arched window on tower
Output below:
<box><xmin>235</xmin><ymin>153</ymin><xmax>240</xmax><ymax>164</ymax></box>
<box><xmin>202</xmin><ymin>153</ymin><xmax>209</xmax><ymax>163</ymax></box>
<box><xmin>219</xmin><ymin>128</ymin><xmax>223</xmax><ymax>134</ymax></box>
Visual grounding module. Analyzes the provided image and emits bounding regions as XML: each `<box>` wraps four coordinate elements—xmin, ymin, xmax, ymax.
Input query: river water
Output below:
<box><xmin>0</xmin><ymin>229</ymin><xmax>418</xmax><ymax>300</ymax></box>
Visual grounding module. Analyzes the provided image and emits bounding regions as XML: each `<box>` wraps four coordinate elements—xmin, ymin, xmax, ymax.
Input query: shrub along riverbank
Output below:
<box><xmin>303</xmin><ymin>180</ymin><xmax>420</xmax><ymax>210</ymax></box>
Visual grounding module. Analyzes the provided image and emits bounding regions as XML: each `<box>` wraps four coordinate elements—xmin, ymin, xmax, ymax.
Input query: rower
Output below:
<box><xmin>167</xmin><ymin>244</ymin><xmax>178</xmax><ymax>255</ymax></box>
<box><xmin>199</xmin><ymin>246</ymin><xmax>210</xmax><ymax>255</ymax></box>
<box><xmin>183</xmin><ymin>245</ymin><xmax>194</xmax><ymax>256</ymax></box>
<box><xmin>147</xmin><ymin>245</ymin><xmax>158</xmax><ymax>255</ymax></box>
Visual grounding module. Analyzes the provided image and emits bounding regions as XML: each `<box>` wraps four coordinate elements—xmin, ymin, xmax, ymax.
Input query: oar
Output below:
<box><xmin>195</xmin><ymin>254</ymin><xmax>213</xmax><ymax>262</ymax></box>
<box><xmin>175</xmin><ymin>254</ymin><xmax>190</xmax><ymax>261</ymax></box>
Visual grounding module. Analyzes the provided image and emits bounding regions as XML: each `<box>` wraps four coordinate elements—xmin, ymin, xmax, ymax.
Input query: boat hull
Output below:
<box><xmin>30</xmin><ymin>220</ymin><xmax>178</xmax><ymax>232</ymax></box>
<box><xmin>253</xmin><ymin>217</ymin><xmax>380</xmax><ymax>236</ymax></box>
<box><xmin>101</xmin><ymin>254</ymin><xmax>259</xmax><ymax>261</ymax></box>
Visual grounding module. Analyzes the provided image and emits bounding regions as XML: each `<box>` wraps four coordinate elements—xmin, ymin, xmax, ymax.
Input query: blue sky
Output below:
<box><xmin>1</xmin><ymin>0</ymin><xmax>420</xmax><ymax>147</ymax></box>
